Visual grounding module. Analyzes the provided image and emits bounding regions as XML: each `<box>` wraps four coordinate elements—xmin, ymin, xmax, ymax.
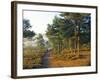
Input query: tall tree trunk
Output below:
<box><xmin>77</xmin><ymin>36</ymin><xmax>80</xmax><ymax>57</ymax></box>
<box><xmin>76</xmin><ymin>25</ymin><xmax>80</xmax><ymax>57</ymax></box>
<box><xmin>69</xmin><ymin>39</ymin><xmax>72</xmax><ymax>54</ymax></box>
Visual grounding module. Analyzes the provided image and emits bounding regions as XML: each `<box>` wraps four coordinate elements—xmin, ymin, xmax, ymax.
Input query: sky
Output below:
<box><xmin>23</xmin><ymin>10</ymin><xmax>60</xmax><ymax>35</ymax></box>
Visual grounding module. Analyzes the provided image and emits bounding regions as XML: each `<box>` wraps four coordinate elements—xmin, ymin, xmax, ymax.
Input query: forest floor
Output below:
<box><xmin>49</xmin><ymin>50</ymin><xmax>91</xmax><ymax>67</ymax></box>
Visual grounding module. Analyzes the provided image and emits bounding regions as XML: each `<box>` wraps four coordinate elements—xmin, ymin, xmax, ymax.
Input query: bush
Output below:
<box><xmin>23</xmin><ymin>47</ymin><xmax>46</xmax><ymax>69</ymax></box>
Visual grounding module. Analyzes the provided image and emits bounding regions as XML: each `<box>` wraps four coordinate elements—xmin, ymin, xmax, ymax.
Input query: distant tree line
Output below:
<box><xmin>23</xmin><ymin>19</ymin><xmax>48</xmax><ymax>50</ymax></box>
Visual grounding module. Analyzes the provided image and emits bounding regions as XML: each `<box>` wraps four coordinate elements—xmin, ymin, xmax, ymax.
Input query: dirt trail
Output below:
<box><xmin>41</xmin><ymin>50</ymin><xmax>51</xmax><ymax>68</ymax></box>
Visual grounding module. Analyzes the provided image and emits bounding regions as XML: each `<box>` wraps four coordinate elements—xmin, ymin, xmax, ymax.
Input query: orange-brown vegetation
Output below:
<box><xmin>49</xmin><ymin>49</ymin><xmax>91</xmax><ymax>67</ymax></box>
<box><xmin>23</xmin><ymin>47</ymin><xmax>91</xmax><ymax>69</ymax></box>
